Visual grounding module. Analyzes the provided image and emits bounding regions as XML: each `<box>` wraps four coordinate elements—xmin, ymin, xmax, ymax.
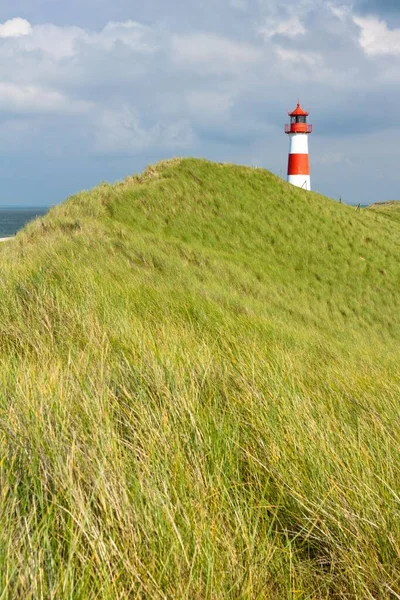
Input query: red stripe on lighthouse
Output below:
<box><xmin>287</xmin><ymin>154</ymin><xmax>310</xmax><ymax>176</ymax></box>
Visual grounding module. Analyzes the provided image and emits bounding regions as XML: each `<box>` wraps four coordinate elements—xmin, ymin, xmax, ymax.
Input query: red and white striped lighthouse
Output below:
<box><xmin>284</xmin><ymin>102</ymin><xmax>312</xmax><ymax>190</ymax></box>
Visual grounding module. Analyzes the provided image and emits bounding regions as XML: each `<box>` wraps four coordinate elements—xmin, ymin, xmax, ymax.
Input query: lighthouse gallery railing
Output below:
<box><xmin>284</xmin><ymin>124</ymin><xmax>313</xmax><ymax>134</ymax></box>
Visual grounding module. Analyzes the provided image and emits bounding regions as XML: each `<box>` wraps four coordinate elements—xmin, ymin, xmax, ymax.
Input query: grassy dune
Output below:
<box><xmin>369</xmin><ymin>200</ymin><xmax>400</xmax><ymax>224</ymax></box>
<box><xmin>0</xmin><ymin>158</ymin><xmax>399</xmax><ymax>598</ymax></box>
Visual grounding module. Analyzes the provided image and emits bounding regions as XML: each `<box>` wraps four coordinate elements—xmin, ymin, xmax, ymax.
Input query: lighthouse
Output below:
<box><xmin>285</xmin><ymin>102</ymin><xmax>312</xmax><ymax>190</ymax></box>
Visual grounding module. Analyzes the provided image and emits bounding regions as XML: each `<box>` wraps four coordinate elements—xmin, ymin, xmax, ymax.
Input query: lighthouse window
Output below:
<box><xmin>291</xmin><ymin>116</ymin><xmax>307</xmax><ymax>124</ymax></box>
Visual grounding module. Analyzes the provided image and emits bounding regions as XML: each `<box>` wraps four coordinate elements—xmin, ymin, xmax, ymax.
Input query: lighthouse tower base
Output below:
<box><xmin>287</xmin><ymin>133</ymin><xmax>311</xmax><ymax>191</ymax></box>
<box><xmin>288</xmin><ymin>174</ymin><xmax>311</xmax><ymax>190</ymax></box>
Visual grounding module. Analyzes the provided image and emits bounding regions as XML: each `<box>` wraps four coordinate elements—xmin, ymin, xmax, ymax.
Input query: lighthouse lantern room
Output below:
<box><xmin>285</xmin><ymin>102</ymin><xmax>312</xmax><ymax>191</ymax></box>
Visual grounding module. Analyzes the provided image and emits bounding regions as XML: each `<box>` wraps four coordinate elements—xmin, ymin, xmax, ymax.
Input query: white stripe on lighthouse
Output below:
<box><xmin>288</xmin><ymin>133</ymin><xmax>309</xmax><ymax>155</ymax></box>
<box><xmin>288</xmin><ymin>174</ymin><xmax>311</xmax><ymax>190</ymax></box>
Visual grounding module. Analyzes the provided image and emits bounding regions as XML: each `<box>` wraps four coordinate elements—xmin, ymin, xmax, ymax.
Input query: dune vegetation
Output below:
<box><xmin>0</xmin><ymin>158</ymin><xmax>399</xmax><ymax>598</ymax></box>
<box><xmin>368</xmin><ymin>200</ymin><xmax>400</xmax><ymax>224</ymax></box>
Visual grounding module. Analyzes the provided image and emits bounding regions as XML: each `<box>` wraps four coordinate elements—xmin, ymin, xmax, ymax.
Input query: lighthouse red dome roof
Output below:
<box><xmin>288</xmin><ymin>102</ymin><xmax>309</xmax><ymax>117</ymax></box>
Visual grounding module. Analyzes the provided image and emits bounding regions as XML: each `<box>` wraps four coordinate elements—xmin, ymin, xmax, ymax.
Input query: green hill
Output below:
<box><xmin>369</xmin><ymin>200</ymin><xmax>400</xmax><ymax>224</ymax></box>
<box><xmin>0</xmin><ymin>158</ymin><xmax>400</xmax><ymax>599</ymax></box>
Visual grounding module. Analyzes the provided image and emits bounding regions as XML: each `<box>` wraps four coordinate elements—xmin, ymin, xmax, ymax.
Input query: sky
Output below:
<box><xmin>0</xmin><ymin>1</ymin><xmax>399</xmax><ymax>206</ymax></box>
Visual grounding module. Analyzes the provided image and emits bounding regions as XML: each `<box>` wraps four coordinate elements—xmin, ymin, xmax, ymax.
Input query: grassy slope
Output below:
<box><xmin>0</xmin><ymin>158</ymin><xmax>399</xmax><ymax>598</ymax></box>
<box><xmin>369</xmin><ymin>200</ymin><xmax>400</xmax><ymax>224</ymax></box>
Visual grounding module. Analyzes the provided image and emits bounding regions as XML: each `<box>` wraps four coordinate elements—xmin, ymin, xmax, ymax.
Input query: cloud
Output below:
<box><xmin>314</xmin><ymin>151</ymin><xmax>353</xmax><ymax>167</ymax></box>
<box><xmin>260</xmin><ymin>17</ymin><xmax>306</xmax><ymax>39</ymax></box>
<box><xmin>94</xmin><ymin>107</ymin><xmax>194</xmax><ymax>154</ymax></box>
<box><xmin>0</xmin><ymin>2</ymin><xmax>399</xmax><ymax>207</ymax></box>
<box><xmin>353</xmin><ymin>15</ymin><xmax>400</xmax><ymax>55</ymax></box>
<box><xmin>275</xmin><ymin>47</ymin><xmax>322</xmax><ymax>67</ymax></box>
<box><xmin>0</xmin><ymin>82</ymin><xmax>93</xmax><ymax>114</ymax></box>
<box><xmin>0</xmin><ymin>18</ymin><xmax>32</xmax><ymax>38</ymax></box>
<box><xmin>230</xmin><ymin>0</ymin><xmax>249</xmax><ymax>10</ymax></box>
<box><xmin>171</xmin><ymin>33</ymin><xmax>262</xmax><ymax>74</ymax></box>
<box><xmin>17</xmin><ymin>24</ymin><xmax>88</xmax><ymax>59</ymax></box>
<box><xmin>327</xmin><ymin>3</ymin><xmax>351</xmax><ymax>21</ymax></box>
<box><xmin>0</xmin><ymin>19</ymin><xmax>157</xmax><ymax>61</ymax></box>
<box><xmin>95</xmin><ymin>21</ymin><xmax>156</xmax><ymax>52</ymax></box>
<box><xmin>185</xmin><ymin>90</ymin><xmax>235</xmax><ymax>117</ymax></box>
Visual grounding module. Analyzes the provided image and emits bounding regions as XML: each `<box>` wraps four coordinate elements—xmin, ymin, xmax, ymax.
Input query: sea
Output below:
<box><xmin>0</xmin><ymin>207</ymin><xmax>48</xmax><ymax>238</ymax></box>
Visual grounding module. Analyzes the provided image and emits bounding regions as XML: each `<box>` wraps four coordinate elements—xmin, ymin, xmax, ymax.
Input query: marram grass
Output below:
<box><xmin>0</xmin><ymin>158</ymin><xmax>398</xmax><ymax>598</ymax></box>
